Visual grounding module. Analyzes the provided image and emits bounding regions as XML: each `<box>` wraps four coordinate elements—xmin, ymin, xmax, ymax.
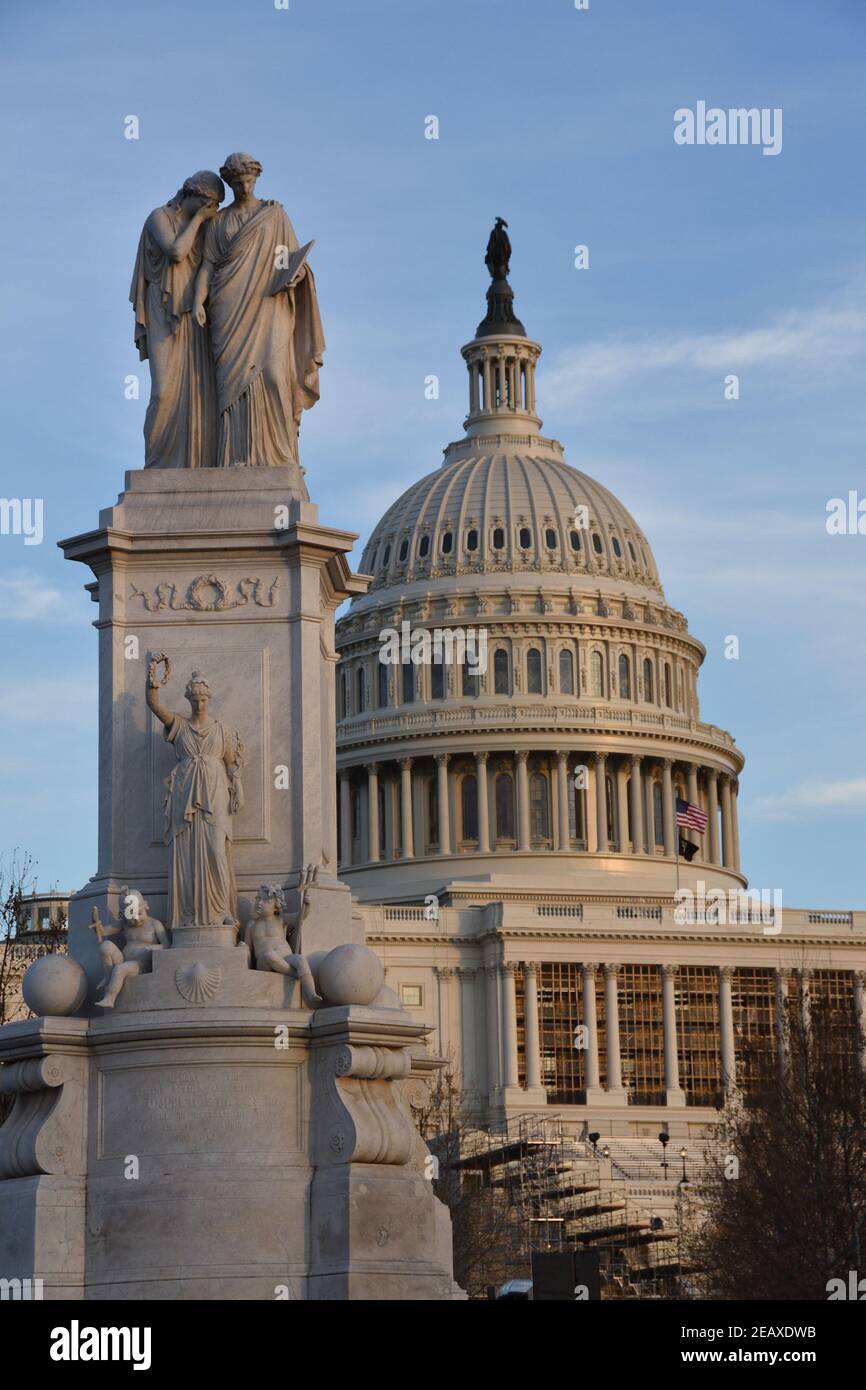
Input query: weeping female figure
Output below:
<box><xmin>146</xmin><ymin>657</ymin><xmax>245</xmax><ymax>930</ymax></box>
<box><xmin>130</xmin><ymin>170</ymin><xmax>225</xmax><ymax>468</ymax></box>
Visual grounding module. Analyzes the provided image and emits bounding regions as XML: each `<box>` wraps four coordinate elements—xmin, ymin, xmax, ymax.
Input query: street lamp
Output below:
<box><xmin>679</xmin><ymin>1146</ymin><xmax>688</xmax><ymax>1184</ymax></box>
<box><xmin>658</xmin><ymin>1130</ymin><xmax>670</xmax><ymax>1177</ymax></box>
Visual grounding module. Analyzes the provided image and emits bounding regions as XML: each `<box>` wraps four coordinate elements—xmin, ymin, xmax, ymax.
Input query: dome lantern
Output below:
<box><xmin>461</xmin><ymin>219</ymin><xmax>542</xmax><ymax>441</ymax></box>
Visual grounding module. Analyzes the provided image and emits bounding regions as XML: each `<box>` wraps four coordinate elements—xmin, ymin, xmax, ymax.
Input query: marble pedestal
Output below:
<box><xmin>58</xmin><ymin>466</ymin><xmax>368</xmax><ymax>1010</ymax></box>
<box><xmin>0</xmin><ymin>466</ymin><xmax>464</xmax><ymax>1300</ymax></box>
<box><xmin>0</xmin><ymin>981</ymin><xmax>464</xmax><ymax>1299</ymax></box>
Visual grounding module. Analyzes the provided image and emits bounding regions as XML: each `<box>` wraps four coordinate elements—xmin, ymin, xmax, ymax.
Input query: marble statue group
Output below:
<box><xmin>130</xmin><ymin>151</ymin><xmax>325</xmax><ymax>471</ymax></box>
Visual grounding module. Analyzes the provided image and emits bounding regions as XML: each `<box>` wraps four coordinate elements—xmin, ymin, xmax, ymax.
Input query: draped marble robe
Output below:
<box><xmin>130</xmin><ymin>203</ymin><xmax>218</xmax><ymax>468</ymax></box>
<box><xmin>201</xmin><ymin>201</ymin><xmax>325</xmax><ymax>469</ymax></box>
<box><xmin>163</xmin><ymin>714</ymin><xmax>243</xmax><ymax>929</ymax></box>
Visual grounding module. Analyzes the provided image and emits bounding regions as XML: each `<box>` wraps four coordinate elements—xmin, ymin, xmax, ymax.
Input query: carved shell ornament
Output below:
<box><xmin>175</xmin><ymin>962</ymin><xmax>223</xmax><ymax>1004</ymax></box>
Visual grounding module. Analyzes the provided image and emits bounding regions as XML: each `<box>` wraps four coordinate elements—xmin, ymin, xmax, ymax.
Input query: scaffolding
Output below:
<box><xmin>449</xmin><ymin>1114</ymin><xmax>699</xmax><ymax>1297</ymax></box>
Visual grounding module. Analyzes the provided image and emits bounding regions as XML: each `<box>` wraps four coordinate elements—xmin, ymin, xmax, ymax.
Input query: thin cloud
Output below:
<box><xmin>753</xmin><ymin>777</ymin><xmax>866</xmax><ymax>821</ymax></box>
<box><xmin>544</xmin><ymin>288</ymin><xmax>866</xmax><ymax>410</ymax></box>
<box><xmin>0</xmin><ymin>572</ymin><xmax>89</xmax><ymax>625</ymax></box>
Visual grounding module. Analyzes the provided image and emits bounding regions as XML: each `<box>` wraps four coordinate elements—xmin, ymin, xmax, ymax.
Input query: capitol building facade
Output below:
<box><xmin>335</xmin><ymin>236</ymin><xmax>866</xmax><ymax>1144</ymax></box>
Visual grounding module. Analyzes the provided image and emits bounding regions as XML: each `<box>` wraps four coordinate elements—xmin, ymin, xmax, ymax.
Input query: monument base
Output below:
<box><xmin>0</xmin><ymin>990</ymin><xmax>464</xmax><ymax>1300</ymax></box>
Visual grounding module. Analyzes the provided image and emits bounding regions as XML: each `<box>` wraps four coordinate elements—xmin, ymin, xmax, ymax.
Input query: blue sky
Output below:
<box><xmin>1</xmin><ymin>0</ymin><xmax>865</xmax><ymax>905</ymax></box>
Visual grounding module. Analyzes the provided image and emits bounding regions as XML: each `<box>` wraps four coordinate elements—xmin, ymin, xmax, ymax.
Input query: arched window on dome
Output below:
<box><xmin>356</xmin><ymin>666</ymin><xmax>366</xmax><ymax>714</ymax></box>
<box><xmin>618</xmin><ymin>654</ymin><xmax>631</xmax><ymax>699</ymax></box>
<box><xmin>643</xmin><ymin>657</ymin><xmax>653</xmax><ymax>704</ymax></box>
<box><xmin>441</xmin><ymin>531</ymin><xmax>453</xmax><ymax>555</ymax></box>
<box><xmin>663</xmin><ymin>661</ymin><xmax>672</xmax><ymax>708</ymax></box>
<box><xmin>592</xmin><ymin>533</ymin><xmax>604</xmax><ymax>555</ymax></box>
<box><xmin>401</xmin><ymin>661</ymin><xmax>414</xmax><ymax>705</ymax></box>
<box><xmin>559</xmin><ymin>648</ymin><xmax>575</xmax><ymax>695</ymax></box>
<box><xmin>529</xmin><ymin>772</ymin><xmax>550</xmax><ymax>843</ymax></box>
<box><xmin>462</xmin><ymin>656</ymin><xmax>481</xmax><ymax>698</ymax></box>
<box><xmin>382</xmin><ymin>544</ymin><xmax>391</xmax><ymax>568</ymax></box>
<box><xmin>398</xmin><ymin>539</ymin><xmax>409</xmax><ymax>562</ymax></box>
<box><xmin>527</xmin><ymin>648</ymin><xmax>543</xmax><ymax>694</ymax></box>
<box><xmin>427</xmin><ymin>777</ymin><xmax>439</xmax><ymax>851</ymax></box>
<box><xmin>569</xmin><ymin>530</ymin><xmax>582</xmax><ymax>553</ymax></box>
<box><xmin>378</xmin><ymin>661</ymin><xmax>389</xmax><ymax>710</ymax></box>
<box><xmin>369</xmin><ymin>546</ymin><xmax>378</xmax><ymax>570</ymax></box>
<box><xmin>418</xmin><ymin>534</ymin><xmax>430</xmax><ymax>559</ymax></box>
<box><xmin>466</xmin><ymin>528</ymin><xmax>479</xmax><ymax>553</ymax></box>
<box><xmin>545</xmin><ymin>528</ymin><xmax>558</xmax><ymax>550</ymax></box>
<box><xmin>591</xmin><ymin>650</ymin><xmax>605</xmax><ymax>698</ymax></box>
<box><xmin>518</xmin><ymin>525</ymin><xmax>531</xmax><ymax>551</ymax></box>
<box><xmin>431</xmin><ymin>652</ymin><xmax>444</xmax><ymax>700</ymax></box>
<box><xmin>627</xmin><ymin>541</ymin><xmax>637</xmax><ymax>564</ymax></box>
<box><xmin>493</xmin><ymin>648</ymin><xmax>511</xmax><ymax>695</ymax></box>
<box><xmin>612</xmin><ymin>537</ymin><xmax>622</xmax><ymax>558</ymax></box>
<box><xmin>461</xmin><ymin>775</ymin><xmax>478</xmax><ymax>842</ymax></box>
<box><xmin>495</xmin><ymin>773</ymin><xmax>515</xmax><ymax>842</ymax></box>
<box><xmin>653</xmin><ymin>781</ymin><xmax>664</xmax><ymax>847</ymax></box>
<box><xmin>492</xmin><ymin>526</ymin><xmax>505</xmax><ymax>551</ymax></box>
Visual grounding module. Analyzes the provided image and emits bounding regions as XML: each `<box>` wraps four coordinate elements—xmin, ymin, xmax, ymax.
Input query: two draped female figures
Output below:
<box><xmin>130</xmin><ymin>152</ymin><xmax>325</xmax><ymax>472</ymax></box>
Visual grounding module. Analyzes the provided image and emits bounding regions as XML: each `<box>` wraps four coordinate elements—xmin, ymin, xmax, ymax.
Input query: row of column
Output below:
<box><xmin>467</xmin><ymin>348</ymin><xmax>537</xmax><ymax>417</ymax></box>
<box><xmin>339</xmin><ymin>751</ymin><xmax>740</xmax><ymax>869</ymax></box>
<box><xmin>438</xmin><ymin>962</ymin><xmax>866</xmax><ymax>1106</ymax></box>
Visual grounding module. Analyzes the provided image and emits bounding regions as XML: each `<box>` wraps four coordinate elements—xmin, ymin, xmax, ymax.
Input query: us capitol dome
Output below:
<box><xmin>334</xmin><ymin>223</ymin><xmax>866</xmax><ymax>1165</ymax></box>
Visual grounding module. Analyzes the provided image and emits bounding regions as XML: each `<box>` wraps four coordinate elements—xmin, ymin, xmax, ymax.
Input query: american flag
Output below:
<box><xmin>676</xmin><ymin>797</ymin><xmax>708</xmax><ymax>833</ymax></box>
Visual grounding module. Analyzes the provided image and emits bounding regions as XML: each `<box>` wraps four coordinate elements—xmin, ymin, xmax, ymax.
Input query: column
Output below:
<box><xmin>582</xmin><ymin>964</ymin><xmax>602</xmax><ymax>1096</ymax></box>
<box><xmin>629</xmin><ymin>755</ymin><xmax>644</xmax><ymax>854</ymax></box>
<box><xmin>556</xmin><ymin>750</ymin><xmax>571</xmax><ymax>849</ymax></box>
<box><xmin>643</xmin><ymin>768</ymin><xmax>654</xmax><ymax>855</ymax></box>
<box><xmin>584</xmin><ymin>757</ymin><xmax>598</xmax><ymax>852</ymax></box>
<box><xmin>339</xmin><ymin>771</ymin><xmax>352</xmax><ymax>868</ymax></box>
<box><xmin>720</xmin><ymin>776</ymin><xmax>734</xmax><ymax>869</ymax></box>
<box><xmin>526</xmin><ymin>357</ymin><xmax>536</xmax><ymax>414</ymax></box>
<box><xmin>718</xmin><ymin>965</ymin><xmax>736</xmax><ymax>1095</ymax></box>
<box><xmin>469</xmin><ymin>360</ymin><xmax>479</xmax><ymax>414</ymax></box>
<box><xmin>500</xmin><ymin>962</ymin><xmax>519</xmax><ymax>1090</ymax></box>
<box><xmin>595</xmin><ymin>752</ymin><xmax>608</xmax><ymax>852</ymax></box>
<box><xmin>662</xmin><ymin>759</ymin><xmax>676</xmax><ymax>857</ymax></box>
<box><xmin>458</xmin><ymin>967</ymin><xmax>479</xmax><ymax>1094</ymax></box>
<box><xmin>523</xmin><ymin>962</ymin><xmax>544</xmax><ymax>1094</ymax></box>
<box><xmin>476</xmin><ymin>751</ymin><xmax>490</xmax><ymax>853</ymax></box>
<box><xmin>603</xmin><ymin>963</ymin><xmax>624</xmax><ymax>1094</ymax></box>
<box><xmin>481</xmin><ymin>355</ymin><xmax>492</xmax><ymax>412</ymax></box>
<box><xmin>707</xmin><ymin>770</ymin><xmax>720</xmax><ymax>866</ymax></box>
<box><xmin>365</xmin><ymin>763</ymin><xmax>380</xmax><ymax>863</ymax></box>
<box><xmin>399</xmin><ymin>757</ymin><xmax>414</xmax><ymax>859</ymax></box>
<box><xmin>434</xmin><ymin>966</ymin><xmax>456</xmax><ymax>1062</ymax></box>
<box><xmin>731</xmin><ymin>779</ymin><xmax>741</xmax><ymax>872</ymax></box>
<box><xmin>485</xmin><ymin>964</ymin><xmax>500</xmax><ymax>1098</ymax></box>
<box><xmin>687</xmin><ymin>763</ymin><xmax>700</xmax><ymax>850</ymax></box>
<box><xmin>515</xmin><ymin>750</ymin><xmax>531</xmax><ymax>850</ymax></box>
<box><xmin>775</xmin><ymin>967</ymin><xmax>792</xmax><ymax>1079</ymax></box>
<box><xmin>616</xmin><ymin>760</ymin><xmax>629</xmax><ymax>853</ymax></box>
<box><xmin>662</xmin><ymin>964</ymin><xmax>685</xmax><ymax>1104</ymax></box>
<box><xmin>436</xmin><ymin>753</ymin><xmax>451</xmax><ymax>855</ymax></box>
<box><xmin>853</xmin><ymin>971</ymin><xmax>866</xmax><ymax>1077</ymax></box>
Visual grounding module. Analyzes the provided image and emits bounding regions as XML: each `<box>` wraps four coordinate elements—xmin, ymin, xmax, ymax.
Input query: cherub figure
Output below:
<box><xmin>90</xmin><ymin>889</ymin><xmax>169</xmax><ymax>1008</ymax></box>
<box><xmin>243</xmin><ymin>866</ymin><xmax>322</xmax><ymax>1007</ymax></box>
